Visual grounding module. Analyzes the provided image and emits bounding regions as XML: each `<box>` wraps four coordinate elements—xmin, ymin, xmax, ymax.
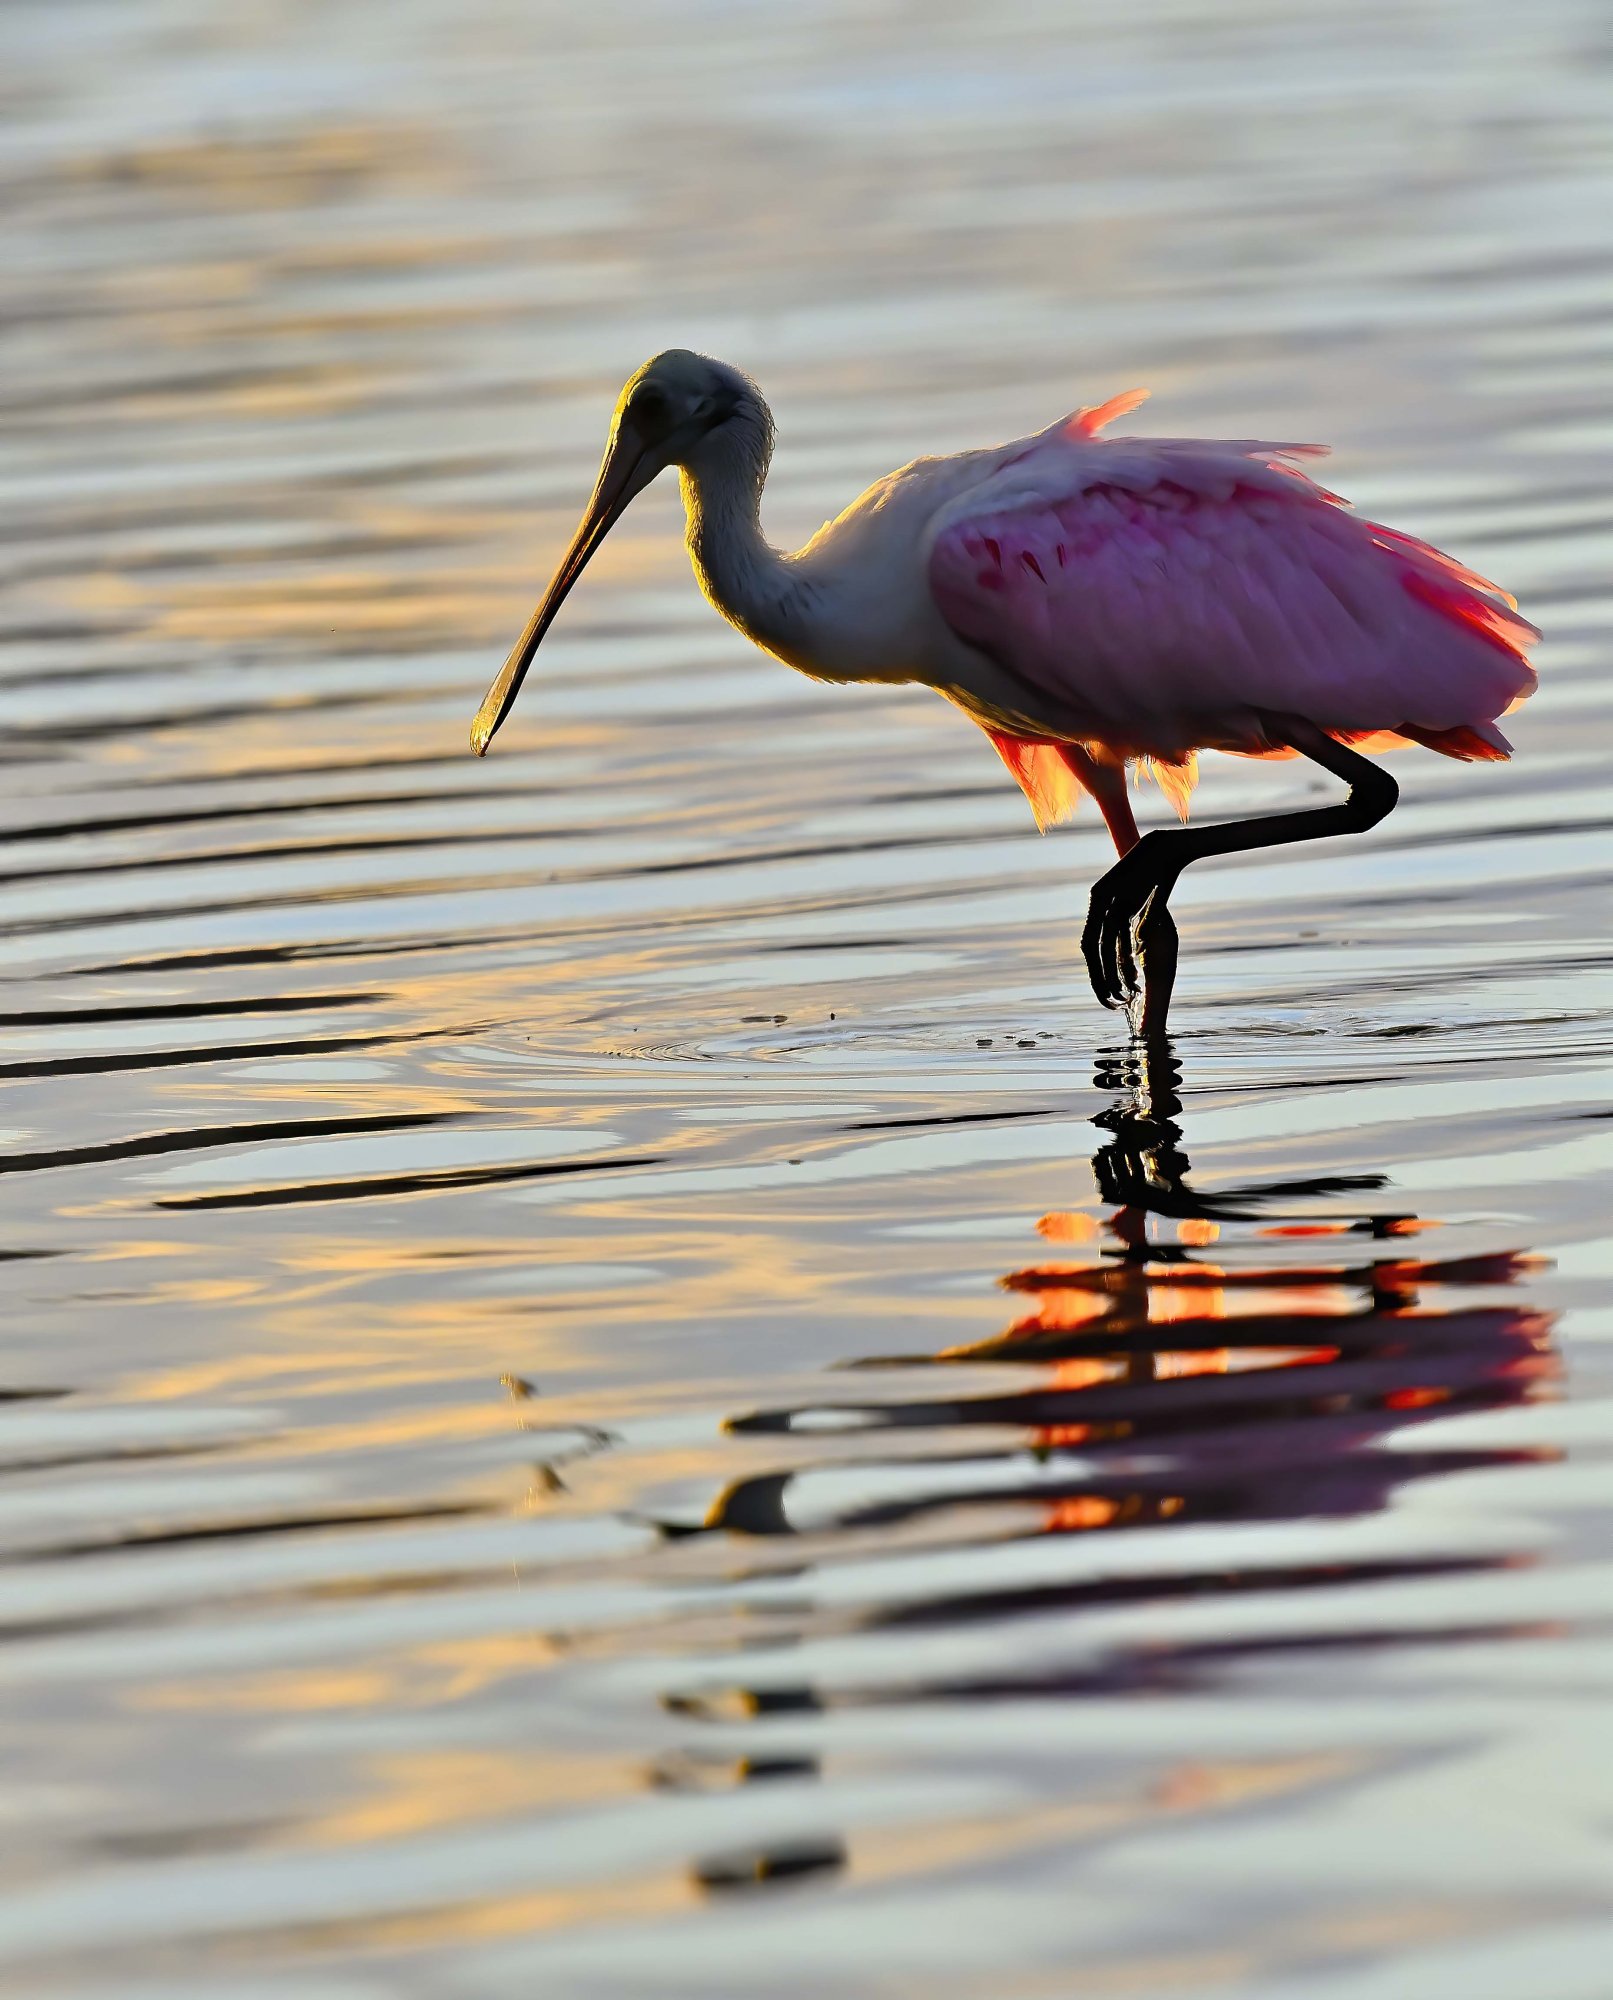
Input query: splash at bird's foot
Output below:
<box><xmin>1082</xmin><ymin>832</ymin><xmax>1184</xmax><ymax>1023</ymax></box>
<box><xmin>1130</xmin><ymin>896</ymin><xmax>1179</xmax><ymax>1043</ymax></box>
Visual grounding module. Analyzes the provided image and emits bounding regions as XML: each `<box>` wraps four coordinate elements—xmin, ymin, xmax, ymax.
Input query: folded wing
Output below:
<box><xmin>929</xmin><ymin>408</ymin><xmax>1538</xmax><ymax>817</ymax></box>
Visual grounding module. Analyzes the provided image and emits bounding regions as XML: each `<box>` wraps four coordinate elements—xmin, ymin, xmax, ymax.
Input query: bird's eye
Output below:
<box><xmin>630</xmin><ymin>382</ymin><xmax>671</xmax><ymax>428</ymax></box>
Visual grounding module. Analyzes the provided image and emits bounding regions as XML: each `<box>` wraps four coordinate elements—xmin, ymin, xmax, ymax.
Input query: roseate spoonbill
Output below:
<box><xmin>471</xmin><ymin>351</ymin><xmax>1538</xmax><ymax>1036</ymax></box>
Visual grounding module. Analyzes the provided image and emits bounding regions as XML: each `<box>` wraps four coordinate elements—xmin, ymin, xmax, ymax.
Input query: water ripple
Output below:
<box><xmin>1</xmin><ymin>1</ymin><xmax>1611</xmax><ymax>1994</ymax></box>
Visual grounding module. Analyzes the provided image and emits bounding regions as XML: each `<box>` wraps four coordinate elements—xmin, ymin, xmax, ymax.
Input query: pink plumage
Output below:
<box><xmin>929</xmin><ymin>391</ymin><xmax>1538</xmax><ymax>827</ymax></box>
<box><xmin>473</xmin><ymin>349</ymin><xmax>1542</xmax><ymax>1034</ymax></box>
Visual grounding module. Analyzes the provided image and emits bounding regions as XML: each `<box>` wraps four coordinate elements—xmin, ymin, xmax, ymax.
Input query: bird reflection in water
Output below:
<box><xmin>702</xmin><ymin>1041</ymin><xmax>1554</xmax><ymax>1547</ymax></box>
<box><xmin>662</xmin><ymin>1042</ymin><xmax>1557</xmax><ymax>1892</ymax></box>
<box><xmin>975</xmin><ymin>1042</ymin><xmax>1554</xmax><ymax>1540</ymax></box>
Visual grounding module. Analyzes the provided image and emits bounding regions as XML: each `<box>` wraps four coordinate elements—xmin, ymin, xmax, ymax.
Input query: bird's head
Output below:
<box><xmin>614</xmin><ymin>349</ymin><xmax>758</xmax><ymax>464</ymax></box>
<box><xmin>471</xmin><ymin>351</ymin><xmax>762</xmax><ymax>755</ymax></box>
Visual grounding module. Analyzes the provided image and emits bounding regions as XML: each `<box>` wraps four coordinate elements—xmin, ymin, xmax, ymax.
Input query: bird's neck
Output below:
<box><xmin>678</xmin><ymin>406</ymin><xmax>812</xmax><ymax>662</ymax></box>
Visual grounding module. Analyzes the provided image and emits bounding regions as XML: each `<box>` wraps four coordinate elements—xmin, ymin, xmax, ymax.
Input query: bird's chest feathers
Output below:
<box><xmin>689</xmin><ymin>525</ymin><xmax>928</xmax><ymax>686</ymax></box>
<box><xmin>775</xmin><ymin>569</ymin><xmax>931</xmax><ymax>684</ymax></box>
<box><xmin>772</xmin><ymin>507</ymin><xmax>949</xmax><ymax>683</ymax></box>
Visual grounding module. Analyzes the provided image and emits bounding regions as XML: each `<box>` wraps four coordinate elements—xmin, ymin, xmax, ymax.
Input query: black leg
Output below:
<box><xmin>1081</xmin><ymin>715</ymin><xmax>1399</xmax><ymax>1033</ymax></box>
<box><xmin>1133</xmin><ymin>896</ymin><xmax>1178</xmax><ymax>1042</ymax></box>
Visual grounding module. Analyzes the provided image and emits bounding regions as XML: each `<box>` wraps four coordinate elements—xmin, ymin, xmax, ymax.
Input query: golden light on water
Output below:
<box><xmin>0</xmin><ymin>0</ymin><xmax>1603</xmax><ymax>1991</ymax></box>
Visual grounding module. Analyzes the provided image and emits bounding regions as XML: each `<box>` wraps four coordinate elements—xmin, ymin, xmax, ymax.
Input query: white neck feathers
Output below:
<box><xmin>678</xmin><ymin>399</ymin><xmax>812</xmax><ymax>657</ymax></box>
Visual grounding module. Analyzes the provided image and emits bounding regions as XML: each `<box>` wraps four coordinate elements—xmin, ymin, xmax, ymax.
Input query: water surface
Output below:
<box><xmin>3</xmin><ymin>1</ymin><xmax>1613</xmax><ymax>1994</ymax></box>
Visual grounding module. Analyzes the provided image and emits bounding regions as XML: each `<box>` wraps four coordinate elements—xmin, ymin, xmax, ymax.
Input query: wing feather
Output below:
<box><xmin>930</xmin><ymin>419</ymin><xmax>1538</xmax><ymax>805</ymax></box>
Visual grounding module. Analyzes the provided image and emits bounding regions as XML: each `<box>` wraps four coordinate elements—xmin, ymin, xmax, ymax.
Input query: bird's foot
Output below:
<box><xmin>1131</xmin><ymin>896</ymin><xmax>1179</xmax><ymax>1042</ymax></box>
<box><xmin>1082</xmin><ymin>837</ymin><xmax>1180</xmax><ymax>1036</ymax></box>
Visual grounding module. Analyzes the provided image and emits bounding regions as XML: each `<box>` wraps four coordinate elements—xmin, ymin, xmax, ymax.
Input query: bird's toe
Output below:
<box><xmin>1102</xmin><ymin>887</ymin><xmax>1146</xmax><ymax>1008</ymax></box>
<box><xmin>1083</xmin><ymin>882</ymin><xmax>1143</xmax><ymax>1010</ymax></box>
<box><xmin>1081</xmin><ymin>887</ymin><xmax>1121</xmax><ymax>1010</ymax></box>
<box><xmin>1083</xmin><ymin>845</ymin><xmax>1177</xmax><ymax>1021</ymax></box>
<box><xmin>1107</xmin><ymin>907</ymin><xmax>1142</xmax><ymax>1009</ymax></box>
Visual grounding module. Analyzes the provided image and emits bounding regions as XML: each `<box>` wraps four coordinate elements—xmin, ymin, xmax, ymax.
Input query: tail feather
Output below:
<box><xmin>1395</xmin><ymin>720</ymin><xmax>1513</xmax><ymax>761</ymax></box>
<box><xmin>1369</xmin><ymin>525</ymin><xmax>1520</xmax><ymax>610</ymax></box>
<box><xmin>1395</xmin><ymin>565</ymin><xmax>1540</xmax><ymax>668</ymax></box>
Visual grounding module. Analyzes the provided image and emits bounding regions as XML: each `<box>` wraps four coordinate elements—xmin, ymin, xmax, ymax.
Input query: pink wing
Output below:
<box><xmin>930</xmin><ymin>400</ymin><xmax>1538</xmax><ymax>819</ymax></box>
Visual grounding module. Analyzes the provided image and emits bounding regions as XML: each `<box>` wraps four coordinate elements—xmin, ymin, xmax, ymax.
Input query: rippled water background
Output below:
<box><xmin>4</xmin><ymin>1</ymin><xmax>1613</xmax><ymax>1993</ymax></box>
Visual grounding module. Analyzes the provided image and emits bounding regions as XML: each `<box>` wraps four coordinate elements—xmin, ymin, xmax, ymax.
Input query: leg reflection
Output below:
<box><xmin>657</xmin><ymin>1047</ymin><xmax>1560</xmax><ymax>1886</ymax></box>
<box><xmin>673</xmin><ymin>1042</ymin><xmax>1555</xmax><ymax>1562</ymax></box>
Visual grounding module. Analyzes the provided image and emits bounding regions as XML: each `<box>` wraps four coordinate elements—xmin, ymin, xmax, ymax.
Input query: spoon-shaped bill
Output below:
<box><xmin>470</xmin><ymin>430</ymin><xmax>662</xmax><ymax>756</ymax></box>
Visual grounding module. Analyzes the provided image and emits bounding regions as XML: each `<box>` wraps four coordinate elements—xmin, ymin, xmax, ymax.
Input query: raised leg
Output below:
<box><xmin>1081</xmin><ymin>716</ymin><xmax>1399</xmax><ymax>1034</ymax></box>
